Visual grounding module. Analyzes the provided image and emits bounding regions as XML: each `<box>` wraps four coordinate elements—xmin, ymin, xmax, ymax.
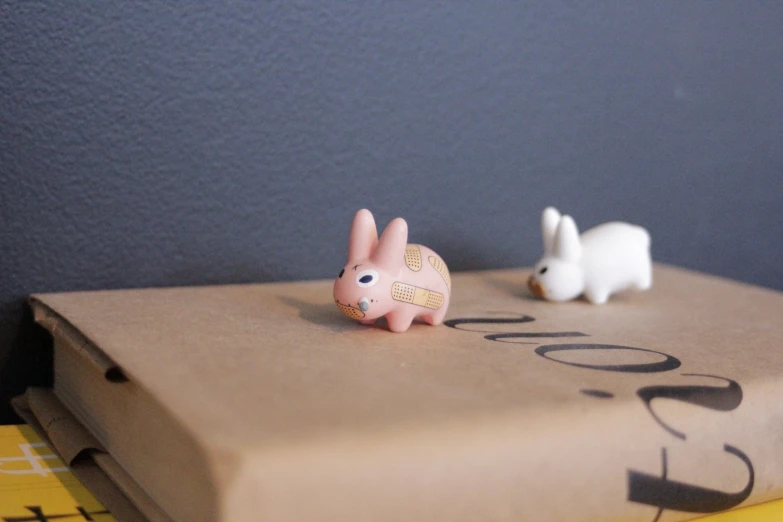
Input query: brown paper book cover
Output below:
<box><xmin>27</xmin><ymin>264</ymin><xmax>783</xmax><ymax>522</ymax></box>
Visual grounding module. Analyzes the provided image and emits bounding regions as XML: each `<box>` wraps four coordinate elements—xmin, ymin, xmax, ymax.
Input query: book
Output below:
<box><xmin>21</xmin><ymin>264</ymin><xmax>783</xmax><ymax>522</ymax></box>
<box><xmin>13</xmin><ymin>396</ymin><xmax>783</xmax><ymax>522</ymax></box>
<box><xmin>0</xmin><ymin>423</ymin><xmax>118</xmax><ymax>521</ymax></box>
<box><xmin>2</xmin><ymin>425</ymin><xmax>782</xmax><ymax>522</ymax></box>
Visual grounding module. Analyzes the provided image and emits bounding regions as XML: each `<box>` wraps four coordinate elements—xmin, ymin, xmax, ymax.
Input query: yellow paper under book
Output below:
<box><xmin>689</xmin><ymin>501</ymin><xmax>783</xmax><ymax>522</ymax></box>
<box><xmin>0</xmin><ymin>424</ymin><xmax>117</xmax><ymax>521</ymax></box>
<box><xmin>0</xmin><ymin>424</ymin><xmax>781</xmax><ymax>522</ymax></box>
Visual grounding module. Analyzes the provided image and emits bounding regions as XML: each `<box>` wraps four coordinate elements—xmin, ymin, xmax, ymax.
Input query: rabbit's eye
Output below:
<box><xmin>356</xmin><ymin>269</ymin><xmax>379</xmax><ymax>288</ymax></box>
<box><xmin>338</xmin><ymin>268</ymin><xmax>345</xmax><ymax>278</ymax></box>
<box><xmin>539</xmin><ymin>266</ymin><xmax>548</xmax><ymax>275</ymax></box>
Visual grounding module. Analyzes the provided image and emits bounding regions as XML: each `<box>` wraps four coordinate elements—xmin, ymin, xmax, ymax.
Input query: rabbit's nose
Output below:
<box><xmin>528</xmin><ymin>276</ymin><xmax>545</xmax><ymax>298</ymax></box>
<box><xmin>359</xmin><ymin>297</ymin><xmax>370</xmax><ymax>311</ymax></box>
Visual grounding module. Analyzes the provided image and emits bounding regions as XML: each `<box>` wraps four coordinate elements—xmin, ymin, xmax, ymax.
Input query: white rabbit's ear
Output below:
<box><xmin>372</xmin><ymin>217</ymin><xmax>408</xmax><ymax>271</ymax></box>
<box><xmin>553</xmin><ymin>215</ymin><xmax>581</xmax><ymax>262</ymax></box>
<box><xmin>541</xmin><ymin>206</ymin><xmax>561</xmax><ymax>254</ymax></box>
<box><xmin>348</xmin><ymin>209</ymin><xmax>378</xmax><ymax>261</ymax></box>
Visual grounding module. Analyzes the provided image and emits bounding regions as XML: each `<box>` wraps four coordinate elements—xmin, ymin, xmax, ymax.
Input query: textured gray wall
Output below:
<box><xmin>1</xmin><ymin>2</ymin><xmax>782</xmax><ymax>422</ymax></box>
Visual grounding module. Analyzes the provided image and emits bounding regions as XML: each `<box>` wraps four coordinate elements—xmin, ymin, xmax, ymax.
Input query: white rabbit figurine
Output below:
<box><xmin>527</xmin><ymin>207</ymin><xmax>652</xmax><ymax>304</ymax></box>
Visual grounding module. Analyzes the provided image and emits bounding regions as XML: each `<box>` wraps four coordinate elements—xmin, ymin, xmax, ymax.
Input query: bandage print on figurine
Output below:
<box><xmin>429</xmin><ymin>255</ymin><xmax>451</xmax><ymax>291</ymax></box>
<box><xmin>391</xmin><ymin>282</ymin><xmax>444</xmax><ymax>310</ymax></box>
<box><xmin>405</xmin><ymin>245</ymin><xmax>422</xmax><ymax>271</ymax></box>
<box><xmin>333</xmin><ymin>209</ymin><xmax>451</xmax><ymax>333</ymax></box>
<box><xmin>336</xmin><ymin>302</ymin><xmax>365</xmax><ymax>319</ymax></box>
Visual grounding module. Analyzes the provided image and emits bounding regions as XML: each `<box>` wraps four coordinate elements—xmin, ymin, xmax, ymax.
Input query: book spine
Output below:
<box><xmin>31</xmin><ymin>299</ymin><xmax>125</xmax><ymax>382</ymax></box>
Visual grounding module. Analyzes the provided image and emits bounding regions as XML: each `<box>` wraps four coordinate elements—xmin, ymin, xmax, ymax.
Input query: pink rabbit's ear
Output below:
<box><xmin>372</xmin><ymin>217</ymin><xmax>408</xmax><ymax>271</ymax></box>
<box><xmin>348</xmin><ymin>209</ymin><xmax>378</xmax><ymax>262</ymax></box>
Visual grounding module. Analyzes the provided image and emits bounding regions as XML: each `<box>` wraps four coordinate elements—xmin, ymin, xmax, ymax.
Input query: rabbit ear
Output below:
<box><xmin>541</xmin><ymin>206</ymin><xmax>561</xmax><ymax>254</ymax></box>
<box><xmin>553</xmin><ymin>215</ymin><xmax>581</xmax><ymax>262</ymax></box>
<box><xmin>348</xmin><ymin>209</ymin><xmax>378</xmax><ymax>261</ymax></box>
<box><xmin>372</xmin><ymin>217</ymin><xmax>408</xmax><ymax>271</ymax></box>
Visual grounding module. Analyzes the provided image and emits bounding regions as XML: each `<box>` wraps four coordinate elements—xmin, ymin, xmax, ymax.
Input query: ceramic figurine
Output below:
<box><xmin>527</xmin><ymin>207</ymin><xmax>652</xmax><ymax>304</ymax></box>
<box><xmin>333</xmin><ymin>209</ymin><xmax>451</xmax><ymax>332</ymax></box>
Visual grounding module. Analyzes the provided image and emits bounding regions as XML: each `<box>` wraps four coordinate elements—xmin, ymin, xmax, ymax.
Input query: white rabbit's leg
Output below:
<box><xmin>584</xmin><ymin>286</ymin><xmax>609</xmax><ymax>305</ymax></box>
<box><xmin>386</xmin><ymin>309</ymin><xmax>417</xmax><ymax>333</ymax></box>
<box><xmin>634</xmin><ymin>267</ymin><xmax>653</xmax><ymax>290</ymax></box>
<box><xmin>358</xmin><ymin>318</ymin><xmax>376</xmax><ymax>325</ymax></box>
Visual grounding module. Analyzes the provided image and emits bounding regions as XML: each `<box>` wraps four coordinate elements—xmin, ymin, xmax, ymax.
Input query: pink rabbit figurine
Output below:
<box><xmin>333</xmin><ymin>209</ymin><xmax>452</xmax><ymax>333</ymax></box>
